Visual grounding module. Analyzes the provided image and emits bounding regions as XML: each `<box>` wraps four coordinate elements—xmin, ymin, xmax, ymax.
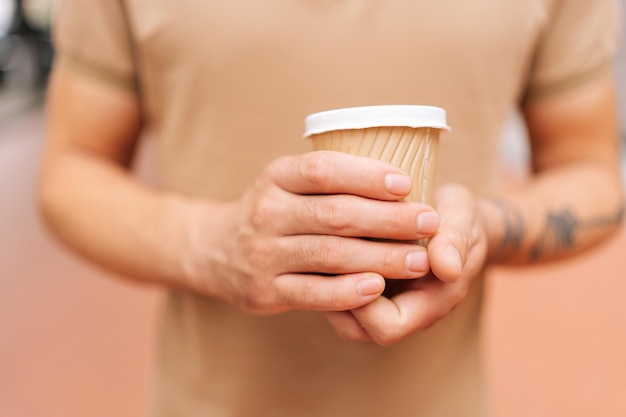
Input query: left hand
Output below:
<box><xmin>324</xmin><ymin>184</ymin><xmax>489</xmax><ymax>345</ymax></box>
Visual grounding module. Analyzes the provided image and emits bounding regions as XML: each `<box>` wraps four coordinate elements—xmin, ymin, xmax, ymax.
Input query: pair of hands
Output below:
<box><xmin>184</xmin><ymin>151</ymin><xmax>489</xmax><ymax>346</ymax></box>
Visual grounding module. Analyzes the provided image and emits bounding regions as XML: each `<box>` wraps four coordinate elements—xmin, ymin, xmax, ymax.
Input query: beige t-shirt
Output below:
<box><xmin>53</xmin><ymin>1</ymin><xmax>621</xmax><ymax>416</ymax></box>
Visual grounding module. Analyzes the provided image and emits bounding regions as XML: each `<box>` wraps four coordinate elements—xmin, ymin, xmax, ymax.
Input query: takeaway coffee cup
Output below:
<box><xmin>304</xmin><ymin>105</ymin><xmax>450</xmax><ymax>205</ymax></box>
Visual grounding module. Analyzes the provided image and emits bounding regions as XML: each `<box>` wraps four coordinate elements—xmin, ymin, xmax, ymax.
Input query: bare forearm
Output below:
<box><xmin>480</xmin><ymin>162</ymin><xmax>624</xmax><ymax>265</ymax></box>
<box><xmin>38</xmin><ymin>148</ymin><xmax>203</xmax><ymax>290</ymax></box>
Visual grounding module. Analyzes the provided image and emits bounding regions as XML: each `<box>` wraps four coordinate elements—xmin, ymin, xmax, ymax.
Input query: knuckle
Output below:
<box><xmin>249</xmin><ymin>196</ymin><xmax>279</xmax><ymax>230</ymax></box>
<box><xmin>299</xmin><ymin>279</ymin><xmax>320</xmax><ymax>309</ymax></box>
<box><xmin>295</xmin><ymin>199</ymin><xmax>319</xmax><ymax>229</ymax></box>
<box><xmin>317</xmin><ymin>239</ymin><xmax>346</xmax><ymax>271</ymax></box>
<box><xmin>295</xmin><ymin>237</ymin><xmax>345</xmax><ymax>272</ymax></box>
<box><xmin>297</xmin><ymin>196</ymin><xmax>356</xmax><ymax>235</ymax></box>
<box><xmin>300</xmin><ymin>153</ymin><xmax>332</xmax><ymax>189</ymax></box>
<box><xmin>380</xmin><ymin>246</ymin><xmax>399</xmax><ymax>273</ymax></box>
<box><xmin>249</xmin><ymin>204</ymin><xmax>270</xmax><ymax>230</ymax></box>
<box><xmin>296</xmin><ymin>198</ymin><xmax>350</xmax><ymax>234</ymax></box>
<box><xmin>319</xmin><ymin>202</ymin><xmax>352</xmax><ymax>233</ymax></box>
<box><xmin>368</xmin><ymin>320</ymin><xmax>406</xmax><ymax>346</ymax></box>
<box><xmin>374</xmin><ymin>329</ymin><xmax>404</xmax><ymax>347</ymax></box>
<box><xmin>276</xmin><ymin>278</ymin><xmax>322</xmax><ymax>310</ymax></box>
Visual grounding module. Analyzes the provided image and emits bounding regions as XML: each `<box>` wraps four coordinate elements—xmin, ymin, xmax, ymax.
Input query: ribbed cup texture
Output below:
<box><xmin>310</xmin><ymin>126</ymin><xmax>439</xmax><ymax>205</ymax></box>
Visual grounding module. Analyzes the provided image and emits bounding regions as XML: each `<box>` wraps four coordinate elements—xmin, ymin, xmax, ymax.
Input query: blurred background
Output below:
<box><xmin>1</xmin><ymin>1</ymin><xmax>625</xmax><ymax>416</ymax></box>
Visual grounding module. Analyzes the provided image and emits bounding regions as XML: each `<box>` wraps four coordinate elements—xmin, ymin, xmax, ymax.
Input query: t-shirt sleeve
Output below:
<box><xmin>524</xmin><ymin>0</ymin><xmax>622</xmax><ymax>101</ymax></box>
<box><xmin>52</xmin><ymin>0</ymin><xmax>138</xmax><ymax>91</ymax></box>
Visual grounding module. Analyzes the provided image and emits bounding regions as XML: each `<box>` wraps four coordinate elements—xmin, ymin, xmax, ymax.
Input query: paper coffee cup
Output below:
<box><xmin>304</xmin><ymin>105</ymin><xmax>450</xmax><ymax>205</ymax></box>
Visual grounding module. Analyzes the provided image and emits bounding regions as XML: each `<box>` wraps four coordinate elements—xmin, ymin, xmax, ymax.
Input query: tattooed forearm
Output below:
<box><xmin>530</xmin><ymin>201</ymin><xmax>625</xmax><ymax>261</ymax></box>
<box><xmin>487</xmin><ymin>198</ymin><xmax>624</xmax><ymax>263</ymax></box>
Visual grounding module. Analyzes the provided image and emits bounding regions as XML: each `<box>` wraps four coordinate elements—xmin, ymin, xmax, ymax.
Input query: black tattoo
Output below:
<box><xmin>490</xmin><ymin>199</ymin><xmax>525</xmax><ymax>260</ymax></box>
<box><xmin>530</xmin><ymin>202</ymin><xmax>625</xmax><ymax>261</ymax></box>
<box><xmin>500</xmin><ymin>204</ymin><xmax>524</xmax><ymax>252</ymax></box>
<box><xmin>530</xmin><ymin>208</ymin><xmax>578</xmax><ymax>261</ymax></box>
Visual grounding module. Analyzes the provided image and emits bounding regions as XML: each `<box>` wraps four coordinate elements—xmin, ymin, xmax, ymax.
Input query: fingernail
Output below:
<box><xmin>357</xmin><ymin>276</ymin><xmax>384</xmax><ymax>296</ymax></box>
<box><xmin>417</xmin><ymin>211</ymin><xmax>439</xmax><ymax>234</ymax></box>
<box><xmin>445</xmin><ymin>245</ymin><xmax>463</xmax><ymax>277</ymax></box>
<box><xmin>384</xmin><ymin>173</ymin><xmax>412</xmax><ymax>195</ymax></box>
<box><xmin>406</xmin><ymin>251</ymin><xmax>429</xmax><ymax>272</ymax></box>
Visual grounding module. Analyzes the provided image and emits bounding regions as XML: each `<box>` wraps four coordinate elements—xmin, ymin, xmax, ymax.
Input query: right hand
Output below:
<box><xmin>180</xmin><ymin>151</ymin><xmax>440</xmax><ymax>315</ymax></box>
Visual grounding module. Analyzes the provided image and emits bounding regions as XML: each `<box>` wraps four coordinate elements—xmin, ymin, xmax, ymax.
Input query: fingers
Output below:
<box><xmin>269</xmin><ymin>151</ymin><xmax>414</xmax><ymax>201</ymax></box>
<box><xmin>278</xmin><ymin>235</ymin><xmax>431</xmax><ymax>279</ymax></box>
<box><xmin>428</xmin><ymin>185</ymin><xmax>476</xmax><ymax>283</ymax></box>
<box><xmin>279</xmin><ymin>194</ymin><xmax>439</xmax><ymax>240</ymax></box>
<box><xmin>271</xmin><ymin>272</ymin><xmax>386</xmax><ymax>312</ymax></box>
<box><xmin>352</xmin><ymin>276</ymin><xmax>467</xmax><ymax>346</ymax></box>
<box><xmin>246</xmin><ymin>185</ymin><xmax>439</xmax><ymax>241</ymax></box>
<box><xmin>325</xmin><ymin>183</ymin><xmax>487</xmax><ymax>346</ymax></box>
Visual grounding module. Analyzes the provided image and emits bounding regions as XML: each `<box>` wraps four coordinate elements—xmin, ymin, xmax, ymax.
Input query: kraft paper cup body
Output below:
<box><xmin>304</xmin><ymin>105</ymin><xmax>450</xmax><ymax>205</ymax></box>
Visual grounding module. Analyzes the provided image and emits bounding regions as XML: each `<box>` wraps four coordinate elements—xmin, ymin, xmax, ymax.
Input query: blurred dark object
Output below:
<box><xmin>0</xmin><ymin>0</ymin><xmax>54</xmax><ymax>87</ymax></box>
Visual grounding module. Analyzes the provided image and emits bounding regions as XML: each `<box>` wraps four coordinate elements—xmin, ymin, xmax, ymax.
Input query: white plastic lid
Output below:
<box><xmin>304</xmin><ymin>105</ymin><xmax>450</xmax><ymax>137</ymax></box>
